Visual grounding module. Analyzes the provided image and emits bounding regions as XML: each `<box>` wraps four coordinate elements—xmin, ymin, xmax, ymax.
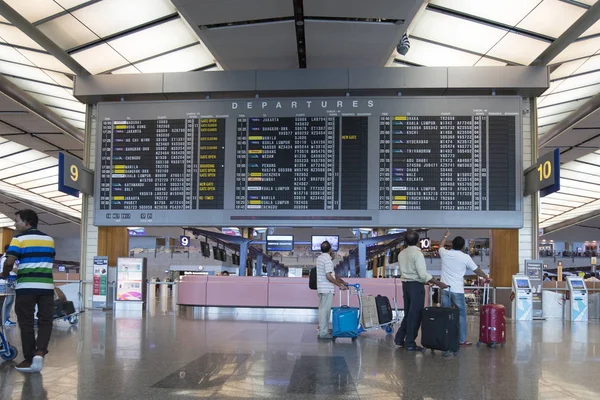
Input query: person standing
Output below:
<box><xmin>316</xmin><ymin>240</ymin><xmax>347</xmax><ymax>339</ymax></box>
<box><xmin>438</xmin><ymin>230</ymin><xmax>490</xmax><ymax>346</ymax></box>
<box><xmin>395</xmin><ymin>231</ymin><xmax>447</xmax><ymax>351</ymax></box>
<box><xmin>1</xmin><ymin>244</ymin><xmax>17</xmax><ymax>326</ymax></box>
<box><xmin>1</xmin><ymin>209</ymin><xmax>56</xmax><ymax>373</ymax></box>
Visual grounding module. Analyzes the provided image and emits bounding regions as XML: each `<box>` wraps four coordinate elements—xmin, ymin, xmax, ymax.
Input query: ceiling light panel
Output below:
<box><xmin>550</xmin><ymin>58</ymin><xmax>588</xmax><ymax>80</ymax></box>
<box><xmin>0</xmin><ymin>60</ymin><xmax>65</xmax><ymax>86</ymax></box>
<box><xmin>0</xmin><ymin>141</ymin><xmax>27</xmax><ymax>158</ymax></box>
<box><xmin>0</xmin><ymin>181</ymin><xmax>80</xmax><ymax>218</ymax></box>
<box><xmin>6</xmin><ymin>77</ymin><xmax>75</xmax><ymax>100</ymax></box>
<box><xmin>3</xmin><ymin>167</ymin><xmax>58</xmax><ymax>185</ymax></box>
<box><xmin>539</xmin><ymin>112</ymin><xmax>572</xmax><ymax>127</ymax></box>
<box><xmin>551</xmin><ymin>36</ymin><xmax>600</xmax><ymax>64</ymax></box>
<box><xmin>429</xmin><ymin>0</ymin><xmax>541</xmax><ymax>27</ymax></box>
<box><xmin>541</xmin><ymin>198</ymin><xmax>586</xmax><ymax>207</ymax></box>
<box><xmin>544</xmin><ymin>192</ymin><xmax>594</xmax><ymax>203</ymax></box>
<box><xmin>1</xmin><ymin>150</ymin><xmax>47</xmax><ymax>166</ymax></box>
<box><xmin>71</xmin><ymin>43</ymin><xmax>129</xmax><ymax>74</ymax></box>
<box><xmin>134</xmin><ymin>44</ymin><xmax>214</xmax><ymax>73</ymax></box>
<box><xmin>561</xmin><ymin>168</ymin><xmax>600</xmax><ymax>184</ymax></box>
<box><xmin>0</xmin><ymin>24</ymin><xmax>44</xmax><ymax>50</ymax></box>
<box><xmin>27</xmin><ymin>93</ymin><xmax>85</xmax><ymax>113</ymax></box>
<box><xmin>0</xmin><ymin>45</ymin><xmax>34</xmax><ymax>66</ymax></box>
<box><xmin>487</xmin><ymin>32</ymin><xmax>550</xmax><ymax>65</ymax></box>
<box><xmin>538</xmin><ymin>83</ymin><xmax>600</xmax><ymax>107</ymax></box>
<box><xmin>4</xmin><ymin>0</ymin><xmax>63</xmax><ymax>23</ymax></box>
<box><xmin>29</xmin><ymin>184</ymin><xmax>58</xmax><ymax>194</ymax></box>
<box><xmin>558</xmin><ymin>186</ymin><xmax>600</xmax><ymax>198</ymax></box>
<box><xmin>16</xmin><ymin>48</ymin><xmax>73</xmax><ymax>74</ymax></box>
<box><xmin>37</xmin><ymin>14</ymin><xmax>98</xmax><ymax>51</ymax></box>
<box><xmin>411</xmin><ymin>10</ymin><xmax>507</xmax><ymax>54</ymax></box>
<box><xmin>516</xmin><ymin>0</ymin><xmax>585</xmax><ymax>39</ymax></box>
<box><xmin>17</xmin><ymin>176</ymin><xmax>59</xmax><ymax>189</ymax></box>
<box><xmin>395</xmin><ymin>38</ymin><xmax>480</xmax><ymax>67</ymax></box>
<box><xmin>46</xmin><ymin>107</ymin><xmax>84</xmax><ymax>122</ymax></box>
<box><xmin>72</xmin><ymin>0</ymin><xmax>176</xmax><ymax>38</ymax></box>
<box><xmin>551</xmin><ymin>70</ymin><xmax>600</xmax><ymax>93</ymax></box>
<box><xmin>561</xmin><ymin>179</ymin><xmax>600</xmax><ymax>194</ymax></box>
<box><xmin>571</xmin><ymin>54</ymin><xmax>600</xmax><ymax>77</ymax></box>
<box><xmin>581</xmin><ymin>19</ymin><xmax>600</xmax><ymax>38</ymax></box>
<box><xmin>541</xmin><ymin>78</ymin><xmax>566</xmax><ymax>96</ymax></box>
<box><xmin>538</xmin><ymin>99</ymin><xmax>588</xmax><ymax>118</ymax></box>
<box><xmin>108</xmin><ymin>19</ymin><xmax>197</xmax><ymax>63</ymax></box>
<box><xmin>111</xmin><ymin>65</ymin><xmax>140</xmax><ymax>75</ymax></box>
<box><xmin>473</xmin><ymin>58</ymin><xmax>507</xmax><ymax>67</ymax></box>
<box><xmin>55</xmin><ymin>0</ymin><xmax>90</xmax><ymax>8</ymax></box>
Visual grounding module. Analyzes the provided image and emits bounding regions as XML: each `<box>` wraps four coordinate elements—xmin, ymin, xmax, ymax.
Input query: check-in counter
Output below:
<box><xmin>177</xmin><ymin>275</ymin><xmax>208</xmax><ymax>305</ymax></box>
<box><xmin>268</xmin><ymin>277</ymin><xmax>319</xmax><ymax>308</ymax></box>
<box><xmin>206</xmin><ymin>276</ymin><xmax>268</xmax><ymax>307</ymax></box>
<box><xmin>176</xmin><ymin>276</ymin><xmax>429</xmax><ymax>309</ymax></box>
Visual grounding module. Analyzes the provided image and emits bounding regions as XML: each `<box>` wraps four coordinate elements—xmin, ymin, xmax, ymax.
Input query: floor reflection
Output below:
<box><xmin>0</xmin><ymin>305</ymin><xmax>599</xmax><ymax>399</ymax></box>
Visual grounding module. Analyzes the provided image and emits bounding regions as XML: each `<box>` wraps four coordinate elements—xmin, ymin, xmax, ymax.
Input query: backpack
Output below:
<box><xmin>309</xmin><ymin>267</ymin><xmax>317</xmax><ymax>290</ymax></box>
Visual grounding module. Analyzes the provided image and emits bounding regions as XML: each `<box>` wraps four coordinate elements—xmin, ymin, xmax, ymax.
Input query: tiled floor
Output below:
<box><xmin>0</xmin><ymin>295</ymin><xmax>599</xmax><ymax>399</ymax></box>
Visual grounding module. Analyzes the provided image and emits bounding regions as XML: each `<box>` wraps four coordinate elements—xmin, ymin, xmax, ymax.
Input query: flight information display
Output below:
<box><xmin>95</xmin><ymin>97</ymin><xmax>522</xmax><ymax>228</ymax></box>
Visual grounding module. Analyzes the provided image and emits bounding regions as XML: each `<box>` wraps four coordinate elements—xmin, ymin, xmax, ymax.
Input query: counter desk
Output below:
<box><xmin>177</xmin><ymin>276</ymin><xmax>430</xmax><ymax>309</ymax></box>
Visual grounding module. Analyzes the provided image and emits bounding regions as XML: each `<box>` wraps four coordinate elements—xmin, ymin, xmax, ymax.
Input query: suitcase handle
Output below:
<box><xmin>482</xmin><ymin>282</ymin><xmax>490</xmax><ymax>305</ymax></box>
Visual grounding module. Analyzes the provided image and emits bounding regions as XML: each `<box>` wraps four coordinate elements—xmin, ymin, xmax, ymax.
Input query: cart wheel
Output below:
<box><xmin>430</xmin><ymin>349</ymin><xmax>435</xmax><ymax>354</ymax></box>
<box><xmin>351</xmin><ymin>337</ymin><xmax>357</xmax><ymax>342</ymax></box>
<box><xmin>384</xmin><ymin>324</ymin><xmax>394</xmax><ymax>335</ymax></box>
<box><xmin>332</xmin><ymin>337</ymin><xmax>336</xmax><ymax>342</ymax></box>
<box><xmin>489</xmin><ymin>343</ymin><xmax>496</xmax><ymax>349</ymax></box>
<box><xmin>443</xmin><ymin>351</ymin><xmax>450</xmax><ymax>357</ymax></box>
<box><xmin>1</xmin><ymin>345</ymin><xmax>18</xmax><ymax>361</ymax></box>
<box><xmin>476</xmin><ymin>341</ymin><xmax>481</xmax><ymax>348</ymax></box>
<box><xmin>453</xmin><ymin>352</ymin><xmax>458</xmax><ymax>357</ymax></box>
<box><xmin>500</xmin><ymin>342</ymin><xmax>505</xmax><ymax>348</ymax></box>
<box><xmin>69</xmin><ymin>315</ymin><xmax>78</xmax><ymax>325</ymax></box>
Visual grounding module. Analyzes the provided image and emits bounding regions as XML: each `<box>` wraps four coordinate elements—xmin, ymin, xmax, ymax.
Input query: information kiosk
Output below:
<box><xmin>512</xmin><ymin>275</ymin><xmax>533</xmax><ymax>321</ymax></box>
<box><xmin>566</xmin><ymin>276</ymin><xmax>588</xmax><ymax>322</ymax></box>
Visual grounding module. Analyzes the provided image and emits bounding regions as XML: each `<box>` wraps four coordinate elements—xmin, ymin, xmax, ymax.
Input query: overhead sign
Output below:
<box><xmin>592</xmin><ymin>257</ymin><xmax>597</xmax><ymax>266</ymax></box>
<box><xmin>58</xmin><ymin>152</ymin><xmax>94</xmax><ymax>197</ymax></box>
<box><xmin>419</xmin><ymin>237</ymin><xmax>431</xmax><ymax>250</ymax></box>
<box><xmin>524</xmin><ymin>148</ymin><xmax>560</xmax><ymax>197</ymax></box>
<box><xmin>179</xmin><ymin>235</ymin><xmax>190</xmax><ymax>247</ymax></box>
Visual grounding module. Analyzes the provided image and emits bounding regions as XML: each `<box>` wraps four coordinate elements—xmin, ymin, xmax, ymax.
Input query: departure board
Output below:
<box><xmin>378</xmin><ymin>115</ymin><xmax>515</xmax><ymax>211</ymax></box>
<box><xmin>95</xmin><ymin>97</ymin><xmax>523</xmax><ymax>228</ymax></box>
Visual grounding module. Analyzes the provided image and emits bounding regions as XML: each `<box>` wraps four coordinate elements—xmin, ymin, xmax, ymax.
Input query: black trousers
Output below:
<box><xmin>395</xmin><ymin>281</ymin><xmax>425</xmax><ymax>348</ymax></box>
<box><xmin>15</xmin><ymin>294</ymin><xmax>54</xmax><ymax>362</ymax></box>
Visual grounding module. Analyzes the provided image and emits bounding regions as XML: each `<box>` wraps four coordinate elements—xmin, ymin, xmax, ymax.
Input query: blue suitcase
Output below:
<box><xmin>332</xmin><ymin>306</ymin><xmax>359</xmax><ymax>340</ymax></box>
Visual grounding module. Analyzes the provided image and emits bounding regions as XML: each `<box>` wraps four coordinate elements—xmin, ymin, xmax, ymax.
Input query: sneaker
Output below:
<box><xmin>30</xmin><ymin>356</ymin><xmax>43</xmax><ymax>372</ymax></box>
<box><xmin>4</xmin><ymin>320</ymin><xmax>16</xmax><ymax>326</ymax></box>
<box><xmin>460</xmin><ymin>341</ymin><xmax>473</xmax><ymax>346</ymax></box>
<box><xmin>405</xmin><ymin>346</ymin><xmax>424</xmax><ymax>352</ymax></box>
<box><xmin>15</xmin><ymin>361</ymin><xmax>33</xmax><ymax>373</ymax></box>
<box><xmin>395</xmin><ymin>341</ymin><xmax>405</xmax><ymax>347</ymax></box>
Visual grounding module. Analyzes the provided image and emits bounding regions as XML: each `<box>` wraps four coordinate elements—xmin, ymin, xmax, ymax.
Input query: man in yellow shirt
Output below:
<box><xmin>395</xmin><ymin>231</ymin><xmax>447</xmax><ymax>351</ymax></box>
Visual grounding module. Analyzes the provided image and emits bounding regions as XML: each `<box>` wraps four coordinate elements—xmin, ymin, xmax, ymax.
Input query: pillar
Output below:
<box><xmin>0</xmin><ymin>227</ymin><xmax>13</xmax><ymax>250</ymax></box>
<box><xmin>97</xmin><ymin>227</ymin><xmax>129</xmax><ymax>266</ymax></box>
<box><xmin>489</xmin><ymin>229</ymin><xmax>519</xmax><ymax>287</ymax></box>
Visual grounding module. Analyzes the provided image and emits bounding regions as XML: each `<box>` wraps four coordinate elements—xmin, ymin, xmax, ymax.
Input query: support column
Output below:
<box><xmin>490</xmin><ymin>229</ymin><xmax>519</xmax><ymax>287</ymax></box>
<box><xmin>97</xmin><ymin>227</ymin><xmax>129</xmax><ymax>266</ymax></box>
<box><xmin>255</xmin><ymin>253</ymin><xmax>263</xmax><ymax>276</ymax></box>
<box><xmin>0</xmin><ymin>227</ymin><xmax>13</xmax><ymax>249</ymax></box>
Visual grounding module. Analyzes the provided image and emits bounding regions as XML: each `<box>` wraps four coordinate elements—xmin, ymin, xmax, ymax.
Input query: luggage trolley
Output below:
<box><xmin>335</xmin><ymin>284</ymin><xmax>401</xmax><ymax>338</ymax></box>
<box><xmin>0</xmin><ymin>280</ymin><xmax>18</xmax><ymax>361</ymax></box>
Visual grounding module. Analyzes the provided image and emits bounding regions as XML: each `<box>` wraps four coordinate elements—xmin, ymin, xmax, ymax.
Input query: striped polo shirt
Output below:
<box><xmin>6</xmin><ymin>228</ymin><xmax>55</xmax><ymax>295</ymax></box>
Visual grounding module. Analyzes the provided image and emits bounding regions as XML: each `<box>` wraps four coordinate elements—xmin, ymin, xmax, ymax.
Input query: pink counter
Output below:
<box><xmin>177</xmin><ymin>276</ymin><xmax>431</xmax><ymax>308</ymax></box>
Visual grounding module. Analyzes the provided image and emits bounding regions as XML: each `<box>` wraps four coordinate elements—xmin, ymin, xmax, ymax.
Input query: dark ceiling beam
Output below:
<box><xmin>0</xmin><ymin>0</ymin><xmax>90</xmax><ymax>76</ymax></box>
<box><xmin>531</xmin><ymin>1</ymin><xmax>600</xmax><ymax>66</ymax></box>
<box><xmin>0</xmin><ymin>75</ymin><xmax>84</xmax><ymax>143</ymax></box>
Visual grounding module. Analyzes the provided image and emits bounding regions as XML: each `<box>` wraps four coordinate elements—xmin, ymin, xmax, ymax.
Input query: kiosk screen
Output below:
<box><xmin>570</xmin><ymin>280</ymin><xmax>585</xmax><ymax>289</ymax></box>
<box><xmin>515</xmin><ymin>279</ymin><xmax>530</xmax><ymax>289</ymax></box>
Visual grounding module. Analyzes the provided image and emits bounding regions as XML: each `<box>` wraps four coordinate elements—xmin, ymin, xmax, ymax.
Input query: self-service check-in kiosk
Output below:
<box><xmin>512</xmin><ymin>275</ymin><xmax>533</xmax><ymax>321</ymax></box>
<box><xmin>566</xmin><ymin>276</ymin><xmax>588</xmax><ymax>322</ymax></box>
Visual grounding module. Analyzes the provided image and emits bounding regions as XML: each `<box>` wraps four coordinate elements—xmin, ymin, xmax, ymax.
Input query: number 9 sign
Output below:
<box><xmin>180</xmin><ymin>235</ymin><xmax>190</xmax><ymax>247</ymax></box>
<box><xmin>70</xmin><ymin>164</ymin><xmax>79</xmax><ymax>182</ymax></box>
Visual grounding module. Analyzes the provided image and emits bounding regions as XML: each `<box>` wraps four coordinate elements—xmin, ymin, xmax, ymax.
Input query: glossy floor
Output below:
<box><xmin>0</xmin><ymin>297</ymin><xmax>599</xmax><ymax>400</ymax></box>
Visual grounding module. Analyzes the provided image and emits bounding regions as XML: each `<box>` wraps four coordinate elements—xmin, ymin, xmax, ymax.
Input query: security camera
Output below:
<box><xmin>397</xmin><ymin>32</ymin><xmax>410</xmax><ymax>56</ymax></box>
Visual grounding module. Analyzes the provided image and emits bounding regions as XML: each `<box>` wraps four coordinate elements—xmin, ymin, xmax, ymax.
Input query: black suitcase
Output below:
<box><xmin>63</xmin><ymin>301</ymin><xmax>75</xmax><ymax>315</ymax></box>
<box><xmin>421</xmin><ymin>306</ymin><xmax>460</xmax><ymax>356</ymax></box>
<box><xmin>375</xmin><ymin>295</ymin><xmax>393</xmax><ymax>324</ymax></box>
<box><xmin>309</xmin><ymin>268</ymin><xmax>317</xmax><ymax>290</ymax></box>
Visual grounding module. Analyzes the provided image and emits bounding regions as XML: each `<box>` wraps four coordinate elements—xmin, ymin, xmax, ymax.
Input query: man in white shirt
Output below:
<box><xmin>316</xmin><ymin>240</ymin><xmax>347</xmax><ymax>339</ymax></box>
<box><xmin>438</xmin><ymin>230</ymin><xmax>490</xmax><ymax>346</ymax></box>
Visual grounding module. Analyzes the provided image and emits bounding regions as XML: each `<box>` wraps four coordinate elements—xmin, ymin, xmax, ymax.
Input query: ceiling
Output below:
<box><xmin>1</xmin><ymin>0</ymin><xmax>600</xmax><ymax>240</ymax></box>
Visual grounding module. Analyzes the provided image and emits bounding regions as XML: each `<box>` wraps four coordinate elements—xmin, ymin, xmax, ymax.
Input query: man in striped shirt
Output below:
<box><xmin>1</xmin><ymin>209</ymin><xmax>55</xmax><ymax>373</ymax></box>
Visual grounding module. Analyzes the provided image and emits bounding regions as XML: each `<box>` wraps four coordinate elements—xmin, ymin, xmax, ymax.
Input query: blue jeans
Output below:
<box><xmin>441</xmin><ymin>290</ymin><xmax>467</xmax><ymax>343</ymax></box>
<box><xmin>2</xmin><ymin>294</ymin><xmax>15</xmax><ymax>322</ymax></box>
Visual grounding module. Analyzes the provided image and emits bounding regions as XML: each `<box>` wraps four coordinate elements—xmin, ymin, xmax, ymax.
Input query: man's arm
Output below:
<box><xmin>439</xmin><ymin>229</ymin><xmax>450</xmax><ymax>249</ymax></box>
<box><xmin>326</xmin><ymin>273</ymin><xmax>347</xmax><ymax>289</ymax></box>
<box><xmin>473</xmin><ymin>267</ymin><xmax>490</xmax><ymax>282</ymax></box>
<box><xmin>1</xmin><ymin>256</ymin><xmax>16</xmax><ymax>279</ymax></box>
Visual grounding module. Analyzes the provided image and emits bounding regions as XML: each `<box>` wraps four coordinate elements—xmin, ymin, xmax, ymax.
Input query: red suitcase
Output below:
<box><xmin>477</xmin><ymin>284</ymin><xmax>506</xmax><ymax>348</ymax></box>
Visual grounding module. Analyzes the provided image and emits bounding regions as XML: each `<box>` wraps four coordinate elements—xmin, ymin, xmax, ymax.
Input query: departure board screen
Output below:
<box><xmin>95</xmin><ymin>97</ymin><xmax>522</xmax><ymax>228</ymax></box>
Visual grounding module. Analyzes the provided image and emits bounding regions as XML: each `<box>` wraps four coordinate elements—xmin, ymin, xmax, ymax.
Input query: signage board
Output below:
<box><xmin>92</xmin><ymin>256</ymin><xmax>108</xmax><ymax>308</ymax></box>
<box><xmin>524</xmin><ymin>148</ymin><xmax>560</xmax><ymax>197</ymax></box>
